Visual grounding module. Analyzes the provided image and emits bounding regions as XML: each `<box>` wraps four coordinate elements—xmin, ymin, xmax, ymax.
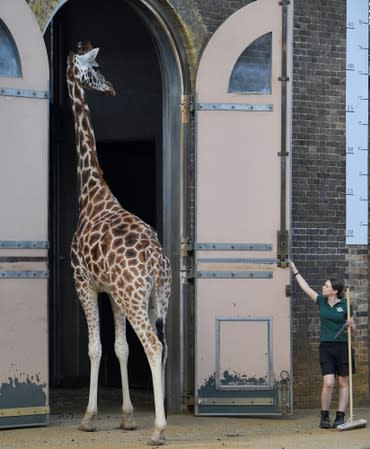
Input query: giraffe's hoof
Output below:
<box><xmin>148</xmin><ymin>433</ymin><xmax>166</xmax><ymax>446</ymax></box>
<box><xmin>120</xmin><ymin>419</ymin><xmax>137</xmax><ymax>431</ymax></box>
<box><xmin>78</xmin><ymin>421</ymin><xmax>96</xmax><ymax>432</ymax></box>
<box><xmin>148</xmin><ymin>437</ymin><xmax>165</xmax><ymax>446</ymax></box>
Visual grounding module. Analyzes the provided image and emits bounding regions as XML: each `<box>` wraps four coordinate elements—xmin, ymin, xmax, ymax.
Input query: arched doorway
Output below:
<box><xmin>45</xmin><ymin>0</ymin><xmax>188</xmax><ymax>412</ymax></box>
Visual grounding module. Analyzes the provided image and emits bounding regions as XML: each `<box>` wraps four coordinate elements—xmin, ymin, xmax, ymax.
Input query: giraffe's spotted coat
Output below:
<box><xmin>66</xmin><ymin>41</ymin><xmax>171</xmax><ymax>445</ymax></box>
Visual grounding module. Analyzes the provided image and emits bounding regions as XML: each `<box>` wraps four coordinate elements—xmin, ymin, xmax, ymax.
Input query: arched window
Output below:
<box><xmin>228</xmin><ymin>32</ymin><xmax>272</xmax><ymax>94</ymax></box>
<box><xmin>0</xmin><ymin>20</ymin><xmax>21</xmax><ymax>77</ymax></box>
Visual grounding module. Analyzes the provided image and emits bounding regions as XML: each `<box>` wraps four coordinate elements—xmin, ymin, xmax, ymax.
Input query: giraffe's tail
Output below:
<box><xmin>155</xmin><ymin>318</ymin><xmax>165</xmax><ymax>353</ymax></box>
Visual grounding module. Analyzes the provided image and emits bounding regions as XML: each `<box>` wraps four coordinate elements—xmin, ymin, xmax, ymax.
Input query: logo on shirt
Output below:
<box><xmin>336</xmin><ymin>306</ymin><xmax>344</xmax><ymax>313</ymax></box>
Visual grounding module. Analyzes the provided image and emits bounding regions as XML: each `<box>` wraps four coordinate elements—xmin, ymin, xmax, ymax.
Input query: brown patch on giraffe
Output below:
<box><xmin>126</xmin><ymin>249</ymin><xmax>136</xmax><ymax>259</ymax></box>
<box><xmin>123</xmin><ymin>270</ymin><xmax>134</xmax><ymax>283</ymax></box>
<box><xmin>81</xmin><ymin>115</ymin><xmax>89</xmax><ymax>132</ymax></box>
<box><xmin>88</xmin><ymin>183</ymin><xmax>99</xmax><ymax>198</ymax></box>
<box><xmin>130</xmin><ymin>267</ymin><xmax>139</xmax><ymax>278</ymax></box>
<box><xmin>100</xmin><ymin>234</ymin><xmax>112</xmax><ymax>255</ymax></box>
<box><xmin>117</xmin><ymin>278</ymin><xmax>125</xmax><ymax>290</ymax></box>
<box><xmin>92</xmin><ymin>202</ymin><xmax>105</xmax><ymax>216</ymax></box>
<box><xmin>92</xmin><ymin>262</ymin><xmax>100</xmax><ymax>276</ymax></box>
<box><xmin>94</xmin><ymin>189</ymin><xmax>106</xmax><ymax>204</ymax></box>
<box><xmin>137</xmin><ymin>263</ymin><xmax>146</xmax><ymax>272</ymax></box>
<box><xmin>106</xmin><ymin>252</ymin><xmax>115</xmax><ymax>266</ymax></box>
<box><xmin>81</xmin><ymin>169</ymin><xmax>91</xmax><ymax>187</ymax></box>
<box><xmin>112</xmin><ymin>237</ymin><xmax>124</xmax><ymax>250</ymax></box>
<box><xmin>88</xmin><ymin>232</ymin><xmax>101</xmax><ymax>246</ymax></box>
<box><xmin>125</xmin><ymin>285</ymin><xmax>134</xmax><ymax>296</ymax></box>
<box><xmin>74</xmin><ymin>99</ymin><xmax>83</xmax><ymax>117</ymax></box>
<box><xmin>90</xmin><ymin>242</ymin><xmax>100</xmax><ymax>261</ymax></box>
<box><xmin>138</xmin><ymin>250</ymin><xmax>147</xmax><ymax>263</ymax></box>
<box><xmin>86</xmin><ymin>130</ymin><xmax>95</xmax><ymax>149</ymax></box>
<box><xmin>125</xmin><ymin>232</ymin><xmax>139</xmax><ymax>247</ymax></box>
<box><xmin>112</xmin><ymin>223</ymin><xmax>129</xmax><ymax>236</ymax></box>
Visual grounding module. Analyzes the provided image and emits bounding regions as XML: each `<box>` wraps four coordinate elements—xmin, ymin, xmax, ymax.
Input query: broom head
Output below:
<box><xmin>337</xmin><ymin>416</ymin><xmax>367</xmax><ymax>431</ymax></box>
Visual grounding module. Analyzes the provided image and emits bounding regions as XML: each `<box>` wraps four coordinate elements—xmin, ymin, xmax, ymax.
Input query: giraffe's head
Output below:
<box><xmin>67</xmin><ymin>41</ymin><xmax>116</xmax><ymax>96</ymax></box>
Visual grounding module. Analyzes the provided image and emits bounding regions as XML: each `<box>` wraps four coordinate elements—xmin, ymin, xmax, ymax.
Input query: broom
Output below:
<box><xmin>337</xmin><ymin>288</ymin><xmax>367</xmax><ymax>431</ymax></box>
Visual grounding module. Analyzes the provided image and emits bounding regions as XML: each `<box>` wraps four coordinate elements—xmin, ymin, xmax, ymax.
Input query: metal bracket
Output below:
<box><xmin>0</xmin><ymin>240</ymin><xmax>49</xmax><ymax>249</ymax></box>
<box><xmin>195</xmin><ymin>270</ymin><xmax>273</xmax><ymax>279</ymax></box>
<box><xmin>0</xmin><ymin>270</ymin><xmax>49</xmax><ymax>279</ymax></box>
<box><xmin>0</xmin><ymin>406</ymin><xmax>49</xmax><ymax>417</ymax></box>
<box><xmin>185</xmin><ymin>241</ymin><xmax>275</xmax><ymax>280</ymax></box>
<box><xmin>0</xmin><ymin>87</ymin><xmax>49</xmax><ymax>99</ymax></box>
<box><xmin>197</xmin><ymin>397</ymin><xmax>273</xmax><ymax>406</ymax></box>
<box><xmin>196</xmin><ymin>103</ymin><xmax>273</xmax><ymax>112</ymax></box>
<box><xmin>193</xmin><ymin>243</ymin><xmax>273</xmax><ymax>252</ymax></box>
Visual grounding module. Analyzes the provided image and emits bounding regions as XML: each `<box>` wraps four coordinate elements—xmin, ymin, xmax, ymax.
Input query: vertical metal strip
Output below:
<box><xmin>277</xmin><ymin>0</ymin><xmax>290</xmax><ymax>265</ymax></box>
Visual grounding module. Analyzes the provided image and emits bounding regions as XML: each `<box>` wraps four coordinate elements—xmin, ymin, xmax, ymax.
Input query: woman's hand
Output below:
<box><xmin>346</xmin><ymin>318</ymin><xmax>356</xmax><ymax>333</ymax></box>
<box><xmin>288</xmin><ymin>259</ymin><xmax>298</xmax><ymax>274</ymax></box>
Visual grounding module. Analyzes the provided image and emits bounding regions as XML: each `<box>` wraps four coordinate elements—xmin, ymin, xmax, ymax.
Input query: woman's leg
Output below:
<box><xmin>321</xmin><ymin>374</ymin><xmax>335</xmax><ymax>410</ymax></box>
<box><xmin>337</xmin><ymin>375</ymin><xmax>349</xmax><ymax>412</ymax></box>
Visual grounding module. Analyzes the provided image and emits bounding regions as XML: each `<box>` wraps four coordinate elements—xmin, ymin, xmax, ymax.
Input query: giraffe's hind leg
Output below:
<box><xmin>122</xmin><ymin>303</ymin><xmax>166</xmax><ymax>445</ymax></box>
<box><xmin>77</xmin><ymin>287</ymin><xmax>101</xmax><ymax>432</ymax></box>
<box><xmin>109</xmin><ymin>296</ymin><xmax>137</xmax><ymax>430</ymax></box>
<box><xmin>149</xmin><ymin>297</ymin><xmax>168</xmax><ymax>403</ymax></box>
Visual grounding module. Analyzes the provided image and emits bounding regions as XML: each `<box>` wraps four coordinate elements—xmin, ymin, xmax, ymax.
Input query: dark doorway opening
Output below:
<box><xmin>45</xmin><ymin>0</ymin><xmax>163</xmax><ymax>393</ymax></box>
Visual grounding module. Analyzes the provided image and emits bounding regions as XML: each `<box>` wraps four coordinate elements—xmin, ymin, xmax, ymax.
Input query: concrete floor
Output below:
<box><xmin>0</xmin><ymin>387</ymin><xmax>370</xmax><ymax>449</ymax></box>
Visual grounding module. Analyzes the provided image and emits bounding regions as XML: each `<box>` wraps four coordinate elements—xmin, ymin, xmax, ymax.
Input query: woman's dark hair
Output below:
<box><xmin>328</xmin><ymin>279</ymin><xmax>344</xmax><ymax>298</ymax></box>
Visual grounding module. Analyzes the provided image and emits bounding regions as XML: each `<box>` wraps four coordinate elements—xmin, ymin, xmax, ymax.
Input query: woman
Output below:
<box><xmin>289</xmin><ymin>260</ymin><xmax>356</xmax><ymax>429</ymax></box>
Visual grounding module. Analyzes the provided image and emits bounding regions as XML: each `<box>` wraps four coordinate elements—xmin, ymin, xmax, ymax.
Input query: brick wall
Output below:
<box><xmin>194</xmin><ymin>0</ymin><xmax>253</xmax><ymax>35</ymax></box>
<box><xmin>291</xmin><ymin>0</ymin><xmax>369</xmax><ymax>407</ymax></box>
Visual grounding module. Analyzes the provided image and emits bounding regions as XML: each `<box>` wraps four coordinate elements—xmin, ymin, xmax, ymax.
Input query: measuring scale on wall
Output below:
<box><xmin>346</xmin><ymin>0</ymin><xmax>369</xmax><ymax>245</ymax></box>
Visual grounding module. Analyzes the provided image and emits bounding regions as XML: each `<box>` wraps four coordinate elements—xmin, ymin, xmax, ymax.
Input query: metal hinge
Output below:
<box><xmin>277</xmin><ymin>230</ymin><xmax>289</xmax><ymax>267</ymax></box>
<box><xmin>181</xmin><ymin>94</ymin><xmax>194</xmax><ymax>123</ymax></box>
<box><xmin>180</xmin><ymin>237</ymin><xmax>194</xmax><ymax>283</ymax></box>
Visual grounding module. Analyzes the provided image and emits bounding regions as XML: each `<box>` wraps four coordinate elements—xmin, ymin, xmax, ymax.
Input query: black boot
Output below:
<box><xmin>319</xmin><ymin>410</ymin><xmax>332</xmax><ymax>429</ymax></box>
<box><xmin>333</xmin><ymin>411</ymin><xmax>345</xmax><ymax>428</ymax></box>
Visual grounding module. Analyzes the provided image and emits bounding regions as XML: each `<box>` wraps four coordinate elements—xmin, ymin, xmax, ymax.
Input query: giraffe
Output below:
<box><xmin>66</xmin><ymin>41</ymin><xmax>171</xmax><ymax>446</ymax></box>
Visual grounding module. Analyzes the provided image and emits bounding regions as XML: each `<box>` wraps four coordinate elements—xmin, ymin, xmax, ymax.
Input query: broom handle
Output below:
<box><xmin>346</xmin><ymin>287</ymin><xmax>353</xmax><ymax>418</ymax></box>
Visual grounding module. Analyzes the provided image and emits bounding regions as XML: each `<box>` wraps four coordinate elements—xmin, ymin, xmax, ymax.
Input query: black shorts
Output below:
<box><xmin>319</xmin><ymin>342</ymin><xmax>356</xmax><ymax>376</ymax></box>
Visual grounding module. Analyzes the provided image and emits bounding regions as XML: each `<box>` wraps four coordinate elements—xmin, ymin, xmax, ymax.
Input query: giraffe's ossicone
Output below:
<box><xmin>66</xmin><ymin>41</ymin><xmax>171</xmax><ymax>446</ymax></box>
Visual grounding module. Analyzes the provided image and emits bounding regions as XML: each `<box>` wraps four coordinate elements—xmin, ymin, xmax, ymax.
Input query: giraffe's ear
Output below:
<box><xmin>80</xmin><ymin>48</ymin><xmax>100</xmax><ymax>66</ymax></box>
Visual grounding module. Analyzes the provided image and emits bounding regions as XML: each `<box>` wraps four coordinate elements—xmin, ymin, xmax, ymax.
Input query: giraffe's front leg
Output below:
<box><xmin>110</xmin><ymin>296</ymin><xmax>137</xmax><ymax>431</ymax></box>
<box><xmin>78</xmin><ymin>290</ymin><xmax>101</xmax><ymax>432</ymax></box>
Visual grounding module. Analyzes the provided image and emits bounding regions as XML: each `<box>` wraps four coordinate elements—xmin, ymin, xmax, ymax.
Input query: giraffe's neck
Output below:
<box><xmin>67</xmin><ymin>65</ymin><xmax>109</xmax><ymax>211</ymax></box>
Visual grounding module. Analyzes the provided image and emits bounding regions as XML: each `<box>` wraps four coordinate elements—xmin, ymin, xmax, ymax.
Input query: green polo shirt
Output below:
<box><xmin>316</xmin><ymin>294</ymin><xmax>353</xmax><ymax>342</ymax></box>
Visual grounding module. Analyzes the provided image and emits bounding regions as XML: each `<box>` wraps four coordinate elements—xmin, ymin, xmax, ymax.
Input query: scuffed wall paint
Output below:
<box><xmin>0</xmin><ymin>372</ymin><xmax>47</xmax><ymax>409</ymax></box>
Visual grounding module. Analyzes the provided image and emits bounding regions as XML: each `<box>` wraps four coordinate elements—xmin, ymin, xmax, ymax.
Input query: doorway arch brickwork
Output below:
<box><xmin>27</xmin><ymin>0</ymin><xmax>207</xmax><ymax>82</ymax></box>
